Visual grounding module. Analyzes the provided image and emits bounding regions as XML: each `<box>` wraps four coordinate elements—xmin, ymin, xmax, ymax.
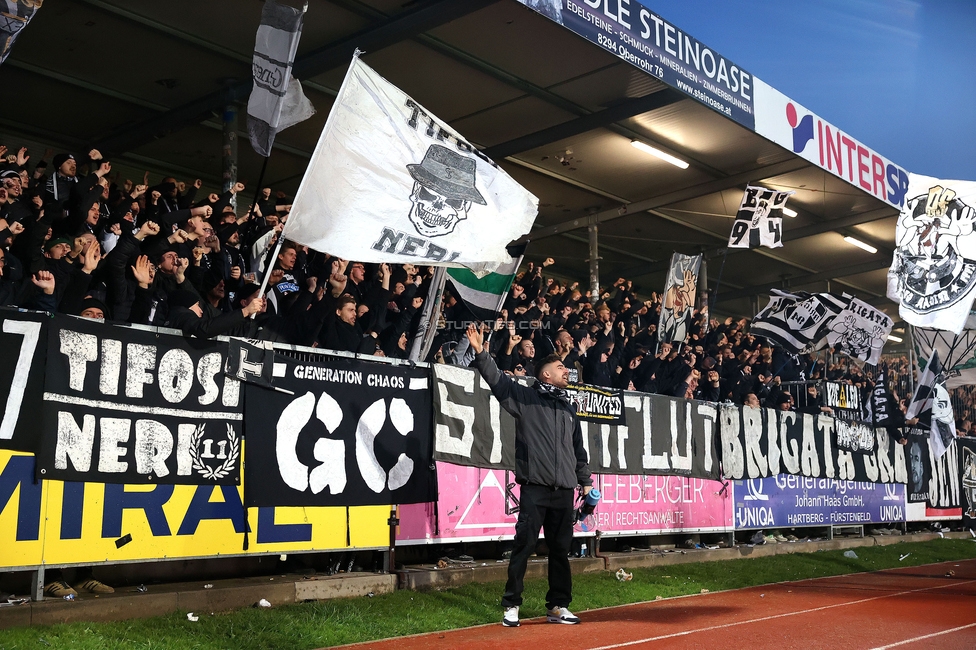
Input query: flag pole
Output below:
<box><xmin>409</xmin><ymin>266</ymin><xmax>447</xmax><ymax>361</ymax></box>
<box><xmin>244</xmin><ymin>156</ymin><xmax>271</xmax><ymax>221</ymax></box>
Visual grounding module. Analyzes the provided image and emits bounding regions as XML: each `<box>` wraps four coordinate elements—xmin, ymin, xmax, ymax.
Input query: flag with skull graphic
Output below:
<box><xmin>282</xmin><ymin>53</ymin><xmax>538</xmax><ymax>275</ymax></box>
<box><xmin>887</xmin><ymin>173</ymin><xmax>976</xmax><ymax>334</ymax></box>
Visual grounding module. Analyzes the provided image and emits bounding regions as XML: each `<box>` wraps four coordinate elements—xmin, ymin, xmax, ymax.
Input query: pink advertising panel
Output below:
<box><xmin>397</xmin><ymin>463</ymin><xmax>733</xmax><ymax>544</ymax></box>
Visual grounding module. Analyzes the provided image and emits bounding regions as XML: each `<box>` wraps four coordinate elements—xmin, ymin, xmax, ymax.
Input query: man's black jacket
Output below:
<box><xmin>471</xmin><ymin>349</ymin><xmax>592</xmax><ymax>490</ymax></box>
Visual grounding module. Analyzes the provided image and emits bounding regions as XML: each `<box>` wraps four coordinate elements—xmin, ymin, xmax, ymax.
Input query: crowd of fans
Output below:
<box><xmin>0</xmin><ymin>144</ymin><xmax>947</xmax><ymax>421</ymax></box>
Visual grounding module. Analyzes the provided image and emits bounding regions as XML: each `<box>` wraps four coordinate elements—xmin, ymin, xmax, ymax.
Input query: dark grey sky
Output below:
<box><xmin>651</xmin><ymin>0</ymin><xmax>976</xmax><ymax>180</ymax></box>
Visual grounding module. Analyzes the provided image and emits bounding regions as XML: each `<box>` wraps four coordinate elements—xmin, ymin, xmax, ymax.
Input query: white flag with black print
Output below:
<box><xmin>824</xmin><ymin>297</ymin><xmax>893</xmax><ymax>365</ymax></box>
<box><xmin>657</xmin><ymin>253</ymin><xmax>701</xmax><ymax>344</ymax></box>
<box><xmin>283</xmin><ymin>53</ymin><xmax>538</xmax><ymax>274</ymax></box>
<box><xmin>727</xmin><ymin>185</ymin><xmax>794</xmax><ymax>249</ymax></box>
<box><xmin>750</xmin><ymin>289</ymin><xmax>849</xmax><ymax>353</ymax></box>
<box><xmin>887</xmin><ymin>174</ymin><xmax>976</xmax><ymax>334</ymax></box>
<box><xmin>906</xmin><ymin>349</ymin><xmax>956</xmax><ymax>458</ymax></box>
<box><xmin>246</xmin><ymin>0</ymin><xmax>316</xmax><ymax>157</ymax></box>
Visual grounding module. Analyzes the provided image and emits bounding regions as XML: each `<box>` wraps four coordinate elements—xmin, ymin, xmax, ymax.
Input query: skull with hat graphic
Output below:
<box><xmin>406</xmin><ymin>145</ymin><xmax>485</xmax><ymax>237</ymax></box>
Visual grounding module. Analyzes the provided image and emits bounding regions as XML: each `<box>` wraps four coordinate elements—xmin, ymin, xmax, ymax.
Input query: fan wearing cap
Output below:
<box><xmin>42</xmin><ymin>153</ymin><xmax>77</xmax><ymax>204</ymax></box>
<box><xmin>465</xmin><ymin>323</ymin><xmax>592</xmax><ymax>627</ymax></box>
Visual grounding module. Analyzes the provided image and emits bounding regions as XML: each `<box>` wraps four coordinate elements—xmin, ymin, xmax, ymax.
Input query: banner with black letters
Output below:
<box><xmin>565</xmin><ymin>383</ymin><xmax>624</xmax><ymax>424</ymax></box>
<box><xmin>959</xmin><ymin>437</ymin><xmax>976</xmax><ymax>527</ymax></box>
<box><xmin>37</xmin><ymin>316</ymin><xmax>242</xmax><ymax>485</ymax></box>
<box><xmin>0</xmin><ymin>309</ymin><xmax>48</xmax><ymax>453</ymax></box>
<box><xmin>719</xmin><ymin>405</ymin><xmax>907</xmax><ymax>484</ymax></box>
<box><xmin>243</xmin><ymin>354</ymin><xmax>435</xmax><ymax>507</ymax></box>
<box><xmin>432</xmin><ymin>365</ymin><xmax>721</xmax><ymax>480</ymax></box>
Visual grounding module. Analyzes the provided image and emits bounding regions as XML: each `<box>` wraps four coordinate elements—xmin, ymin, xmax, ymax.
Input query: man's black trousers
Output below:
<box><xmin>502</xmin><ymin>484</ymin><xmax>575</xmax><ymax>610</ymax></box>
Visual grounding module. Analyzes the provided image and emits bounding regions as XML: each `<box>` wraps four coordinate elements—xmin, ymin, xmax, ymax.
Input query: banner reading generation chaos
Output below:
<box><xmin>518</xmin><ymin>0</ymin><xmax>755</xmax><ymax>128</ymax></box>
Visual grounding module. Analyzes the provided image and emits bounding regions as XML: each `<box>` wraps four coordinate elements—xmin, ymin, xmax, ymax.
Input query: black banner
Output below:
<box><xmin>0</xmin><ymin>309</ymin><xmax>48</xmax><ymax>453</ymax></box>
<box><xmin>719</xmin><ymin>406</ymin><xmax>906</xmax><ymax>484</ymax></box>
<box><xmin>37</xmin><ymin>316</ymin><xmax>242</xmax><ymax>485</ymax></box>
<box><xmin>906</xmin><ymin>428</ymin><xmax>933</xmax><ymax>504</ymax></box>
<box><xmin>243</xmin><ymin>355</ymin><xmax>435</xmax><ymax>507</ymax></box>
<box><xmin>565</xmin><ymin>383</ymin><xmax>624</xmax><ymax>424</ymax></box>
<box><xmin>432</xmin><ymin>365</ymin><xmax>721</xmax><ymax>480</ymax></box>
<box><xmin>959</xmin><ymin>438</ymin><xmax>976</xmax><ymax>527</ymax></box>
<box><xmin>225</xmin><ymin>338</ymin><xmax>277</xmax><ymax>389</ymax></box>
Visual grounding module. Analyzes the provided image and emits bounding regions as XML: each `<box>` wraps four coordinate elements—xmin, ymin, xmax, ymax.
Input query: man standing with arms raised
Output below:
<box><xmin>465</xmin><ymin>323</ymin><xmax>593</xmax><ymax>627</ymax></box>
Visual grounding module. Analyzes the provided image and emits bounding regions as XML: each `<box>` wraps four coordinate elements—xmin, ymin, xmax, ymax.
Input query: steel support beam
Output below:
<box><xmin>481</xmin><ymin>88</ymin><xmax>684</xmax><ymax>161</ymax></box>
<box><xmin>93</xmin><ymin>0</ymin><xmax>498</xmax><ymax>155</ymax></box>
<box><xmin>714</xmin><ymin>258</ymin><xmax>892</xmax><ymax>304</ymax></box>
<box><xmin>618</xmin><ymin>206</ymin><xmax>895</xmax><ymax>279</ymax></box>
<box><xmin>519</xmin><ymin>158</ymin><xmax>809</xmax><ymax>243</ymax></box>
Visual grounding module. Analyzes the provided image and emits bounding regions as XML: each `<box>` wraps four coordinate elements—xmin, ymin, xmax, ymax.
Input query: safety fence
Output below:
<box><xmin>0</xmin><ymin>308</ymin><xmax>966</xmax><ymax>574</ymax></box>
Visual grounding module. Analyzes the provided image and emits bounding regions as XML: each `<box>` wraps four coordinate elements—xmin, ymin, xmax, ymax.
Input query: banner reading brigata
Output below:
<box><xmin>733</xmin><ymin>475</ymin><xmax>905</xmax><ymax>530</ymax></box>
<box><xmin>719</xmin><ymin>405</ymin><xmax>907</xmax><ymax>484</ymax></box>
<box><xmin>518</xmin><ymin>0</ymin><xmax>755</xmax><ymax>128</ymax></box>
<box><xmin>243</xmin><ymin>354</ymin><xmax>435</xmax><ymax>507</ymax></box>
<box><xmin>38</xmin><ymin>317</ymin><xmax>243</xmax><ymax>485</ymax></box>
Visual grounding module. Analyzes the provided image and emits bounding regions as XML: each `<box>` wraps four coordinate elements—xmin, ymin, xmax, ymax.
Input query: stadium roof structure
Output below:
<box><xmin>0</xmin><ymin>0</ymin><xmax>903</xmax><ymax>336</ymax></box>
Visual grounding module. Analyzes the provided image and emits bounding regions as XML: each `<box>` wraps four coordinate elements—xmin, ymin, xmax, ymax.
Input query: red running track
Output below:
<box><xmin>336</xmin><ymin>559</ymin><xmax>976</xmax><ymax>650</ymax></box>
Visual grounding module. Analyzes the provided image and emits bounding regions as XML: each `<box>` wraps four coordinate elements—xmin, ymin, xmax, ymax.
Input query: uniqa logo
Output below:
<box><xmin>786</xmin><ymin>102</ymin><xmax>814</xmax><ymax>154</ymax></box>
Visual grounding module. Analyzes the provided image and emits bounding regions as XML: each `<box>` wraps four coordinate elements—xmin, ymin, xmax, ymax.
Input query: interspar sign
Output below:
<box><xmin>753</xmin><ymin>78</ymin><xmax>910</xmax><ymax>210</ymax></box>
<box><xmin>518</xmin><ymin>0</ymin><xmax>755</xmax><ymax>129</ymax></box>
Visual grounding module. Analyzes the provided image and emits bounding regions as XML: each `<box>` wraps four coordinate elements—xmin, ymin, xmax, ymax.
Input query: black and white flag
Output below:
<box><xmin>282</xmin><ymin>53</ymin><xmax>537</xmax><ymax>274</ymax></box>
<box><xmin>887</xmin><ymin>174</ymin><xmax>976</xmax><ymax>334</ymax></box>
<box><xmin>246</xmin><ymin>0</ymin><xmax>315</xmax><ymax>157</ymax></box>
<box><xmin>867</xmin><ymin>362</ymin><xmax>898</xmax><ymax>431</ymax></box>
<box><xmin>727</xmin><ymin>185</ymin><xmax>793</xmax><ymax>249</ymax></box>
<box><xmin>243</xmin><ymin>355</ymin><xmax>435</xmax><ymax>507</ymax></box>
<box><xmin>225</xmin><ymin>339</ymin><xmax>277</xmax><ymax>390</ymax></box>
<box><xmin>825</xmin><ymin>297</ymin><xmax>893</xmax><ymax>365</ymax></box>
<box><xmin>0</xmin><ymin>0</ymin><xmax>42</xmax><ymax>66</ymax></box>
<box><xmin>750</xmin><ymin>290</ymin><xmax>849</xmax><ymax>353</ymax></box>
<box><xmin>906</xmin><ymin>349</ymin><xmax>956</xmax><ymax>459</ymax></box>
<box><xmin>658</xmin><ymin>253</ymin><xmax>701</xmax><ymax>344</ymax></box>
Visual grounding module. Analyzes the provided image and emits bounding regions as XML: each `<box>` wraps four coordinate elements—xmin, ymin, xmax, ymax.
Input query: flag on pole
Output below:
<box><xmin>658</xmin><ymin>253</ymin><xmax>702</xmax><ymax>344</ymax></box>
<box><xmin>867</xmin><ymin>362</ymin><xmax>898</xmax><ymax>430</ymax></box>
<box><xmin>0</xmin><ymin>0</ymin><xmax>42</xmax><ymax>66</ymax></box>
<box><xmin>727</xmin><ymin>185</ymin><xmax>794</xmax><ymax>249</ymax></box>
<box><xmin>750</xmin><ymin>289</ymin><xmax>849</xmax><ymax>353</ymax></box>
<box><xmin>825</xmin><ymin>297</ymin><xmax>894</xmax><ymax>365</ymax></box>
<box><xmin>246</xmin><ymin>0</ymin><xmax>315</xmax><ymax>157</ymax></box>
<box><xmin>282</xmin><ymin>53</ymin><xmax>538</xmax><ymax>274</ymax></box>
<box><xmin>446</xmin><ymin>245</ymin><xmax>525</xmax><ymax>322</ymax></box>
<box><xmin>906</xmin><ymin>349</ymin><xmax>956</xmax><ymax>458</ymax></box>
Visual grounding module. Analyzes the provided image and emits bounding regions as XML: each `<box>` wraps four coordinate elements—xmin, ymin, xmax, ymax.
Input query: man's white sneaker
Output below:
<box><xmin>547</xmin><ymin>606</ymin><xmax>580</xmax><ymax>624</ymax></box>
<box><xmin>502</xmin><ymin>606</ymin><xmax>520</xmax><ymax>627</ymax></box>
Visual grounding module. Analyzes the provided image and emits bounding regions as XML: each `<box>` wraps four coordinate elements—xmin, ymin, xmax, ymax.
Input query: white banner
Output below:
<box><xmin>887</xmin><ymin>174</ymin><xmax>976</xmax><ymax>334</ymax></box>
<box><xmin>283</xmin><ymin>55</ymin><xmax>538</xmax><ymax>273</ymax></box>
<box><xmin>825</xmin><ymin>297</ymin><xmax>893</xmax><ymax>366</ymax></box>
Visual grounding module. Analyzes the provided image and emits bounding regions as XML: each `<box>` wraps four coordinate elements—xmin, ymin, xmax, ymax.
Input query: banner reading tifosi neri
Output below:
<box><xmin>38</xmin><ymin>316</ymin><xmax>243</xmax><ymax>485</ymax></box>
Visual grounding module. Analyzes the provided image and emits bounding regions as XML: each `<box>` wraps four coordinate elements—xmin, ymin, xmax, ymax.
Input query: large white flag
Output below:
<box><xmin>887</xmin><ymin>173</ymin><xmax>976</xmax><ymax>334</ymax></box>
<box><xmin>246</xmin><ymin>0</ymin><xmax>315</xmax><ymax>157</ymax></box>
<box><xmin>283</xmin><ymin>54</ymin><xmax>538</xmax><ymax>273</ymax></box>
